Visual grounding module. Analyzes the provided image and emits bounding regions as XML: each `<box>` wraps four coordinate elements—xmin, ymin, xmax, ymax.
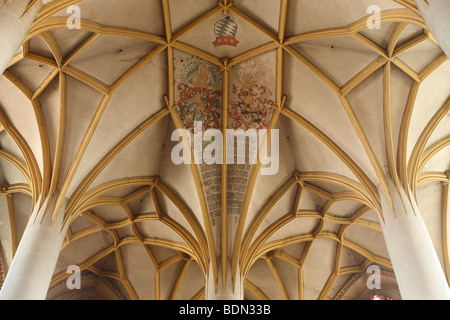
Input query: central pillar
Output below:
<box><xmin>0</xmin><ymin>0</ymin><xmax>42</xmax><ymax>75</ymax></box>
<box><xmin>0</xmin><ymin>197</ymin><xmax>69</xmax><ymax>300</ymax></box>
<box><xmin>378</xmin><ymin>177</ymin><xmax>450</xmax><ymax>300</ymax></box>
<box><xmin>205</xmin><ymin>258</ymin><xmax>243</xmax><ymax>300</ymax></box>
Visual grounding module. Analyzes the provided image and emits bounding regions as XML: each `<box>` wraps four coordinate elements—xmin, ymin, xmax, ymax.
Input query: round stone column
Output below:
<box><xmin>378</xmin><ymin>177</ymin><xmax>450</xmax><ymax>300</ymax></box>
<box><xmin>0</xmin><ymin>197</ymin><xmax>69</xmax><ymax>300</ymax></box>
<box><xmin>0</xmin><ymin>0</ymin><xmax>42</xmax><ymax>74</ymax></box>
<box><xmin>414</xmin><ymin>0</ymin><xmax>450</xmax><ymax>59</ymax></box>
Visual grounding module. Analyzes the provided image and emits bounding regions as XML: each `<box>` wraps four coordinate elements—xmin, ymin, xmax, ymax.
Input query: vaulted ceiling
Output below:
<box><xmin>0</xmin><ymin>0</ymin><xmax>449</xmax><ymax>300</ymax></box>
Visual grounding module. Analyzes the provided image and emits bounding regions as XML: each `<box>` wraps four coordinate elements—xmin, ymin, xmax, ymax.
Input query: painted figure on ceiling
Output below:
<box><xmin>229</xmin><ymin>58</ymin><xmax>274</xmax><ymax>131</ymax></box>
<box><xmin>176</xmin><ymin>56</ymin><xmax>223</xmax><ymax>132</ymax></box>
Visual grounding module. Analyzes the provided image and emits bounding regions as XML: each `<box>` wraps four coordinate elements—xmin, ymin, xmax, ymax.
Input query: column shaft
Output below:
<box><xmin>442</xmin><ymin>174</ymin><xmax>450</xmax><ymax>284</ymax></box>
<box><xmin>0</xmin><ymin>197</ymin><xmax>69</xmax><ymax>300</ymax></box>
<box><xmin>379</xmin><ymin>177</ymin><xmax>450</xmax><ymax>300</ymax></box>
<box><xmin>0</xmin><ymin>0</ymin><xmax>42</xmax><ymax>75</ymax></box>
<box><xmin>415</xmin><ymin>0</ymin><xmax>450</xmax><ymax>60</ymax></box>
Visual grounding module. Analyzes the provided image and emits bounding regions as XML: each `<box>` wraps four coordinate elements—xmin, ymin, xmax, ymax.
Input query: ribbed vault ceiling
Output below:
<box><xmin>0</xmin><ymin>0</ymin><xmax>449</xmax><ymax>300</ymax></box>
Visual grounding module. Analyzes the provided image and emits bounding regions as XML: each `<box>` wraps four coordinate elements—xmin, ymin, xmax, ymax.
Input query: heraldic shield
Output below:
<box><xmin>212</xmin><ymin>16</ymin><xmax>239</xmax><ymax>47</ymax></box>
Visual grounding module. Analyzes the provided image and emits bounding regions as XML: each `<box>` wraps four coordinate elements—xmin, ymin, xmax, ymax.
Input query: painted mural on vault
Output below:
<box><xmin>175</xmin><ymin>55</ymin><xmax>223</xmax><ymax>132</ymax></box>
<box><xmin>228</xmin><ymin>58</ymin><xmax>275</xmax><ymax>131</ymax></box>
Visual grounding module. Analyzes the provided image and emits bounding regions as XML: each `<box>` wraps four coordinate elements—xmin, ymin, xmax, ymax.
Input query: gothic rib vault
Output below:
<box><xmin>0</xmin><ymin>0</ymin><xmax>449</xmax><ymax>300</ymax></box>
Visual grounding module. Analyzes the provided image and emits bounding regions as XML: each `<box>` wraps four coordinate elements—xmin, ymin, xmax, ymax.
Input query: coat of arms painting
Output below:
<box><xmin>174</xmin><ymin>17</ymin><xmax>276</xmax><ymax>133</ymax></box>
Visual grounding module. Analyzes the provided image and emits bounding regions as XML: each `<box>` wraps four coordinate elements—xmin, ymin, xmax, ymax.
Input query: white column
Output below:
<box><xmin>205</xmin><ymin>259</ymin><xmax>243</xmax><ymax>300</ymax></box>
<box><xmin>378</xmin><ymin>177</ymin><xmax>450</xmax><ymax>300</ymax></box>
<box><xmin>0</xmin><ymin>0</ymin><xmax>42</xmax><ymax>75</ymax></box>
<box><xmin>443</xmin><ymin>173</ymin><xmax>450</xmax><ymax>283</ymax></box>
<box><xmin>0</xmin><ymin>197</ymin><xmax>69</xmax><ymax>300</ymax></box>
<box><xmin>415</xmin><ymin>0</ymin><xmax>450</xmax><ymax>60</ymax></box>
